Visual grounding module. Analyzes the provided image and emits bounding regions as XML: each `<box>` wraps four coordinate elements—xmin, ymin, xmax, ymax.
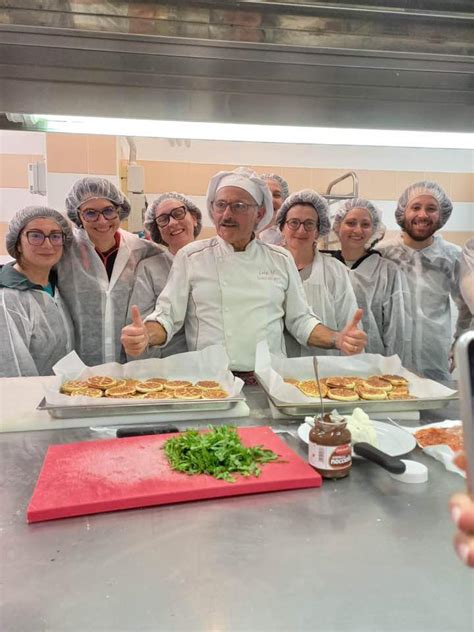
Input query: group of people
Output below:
<box><xmin>0</xmin><ymin>166</ymin><xmax>473</xmax><ymax>566</ymax></box>
<box><xmin>0</xmin><ymin>167</ymin><xmax>472</xmax><ymax>383</ymax></box>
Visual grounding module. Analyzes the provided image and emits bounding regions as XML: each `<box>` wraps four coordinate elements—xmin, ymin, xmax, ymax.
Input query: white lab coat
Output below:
<box><xmin>57</xmin><ymin>228</ymin><xmax>160</xmax><ymax>366</ymax></box>
<box><xmin>460</xmin><ymin>237</ymin><xmax>474</xmax><ymax>315</ymax></box>
<box><xmin>377</xmin><ymin>234</ymin><xmax>470</xmax><ymax>381</ymax></box>
<box><xmin>128</xmin><ymin>249</ymin><xmax>188</xmax><ymax>358</ymax></box>
<box><xmin>285</xmin><ymin>253</ymin><xmax>358</xmax><ymax>357</ymax></box>
<box><xmin>259</xmin><ymin>225</ymin><xmax>283</xmax><ymax>246</ymax></box>
<box><xmin>146</xmin><ymin>236</ymin><xmax>321</xmax><ymax>371</ymax></box>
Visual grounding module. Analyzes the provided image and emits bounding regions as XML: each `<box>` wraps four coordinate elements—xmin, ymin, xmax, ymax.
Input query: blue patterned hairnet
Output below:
<box><xmin>395</xmin><ymin>181</ymin><xmax>453</xmax><ymax>228</ymax></box>
<box><xmin>144</xmin><ymin>192</ymin><xmax>202</xmax><ymax>245</ymax></box>
<box><xmin>276</xmin><ymin>189</ymin><xmax>331</xmax><ymax>236</ymax></box>
<box><xmin>65</xmin><ymin>176</ymin><xmax>131</xmax><ymax>226</ymax></box>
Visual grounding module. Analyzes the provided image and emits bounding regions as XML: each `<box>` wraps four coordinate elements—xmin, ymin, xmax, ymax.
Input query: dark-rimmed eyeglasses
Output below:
<box><xmin>24</xmin><ymin>230</ymin><xmax>65</xmax><ymax>246</ymax></box>
<box><xmin>80</xmin><ymin>206</ymin><xmax>119</xmax><ymax>223</ymax></box>
<box><xmin>155</xmin><ymin>206</ymin><xmax>187</xmax><ymax>228</ymax></box>
<box><xmin>212</xmin><ymin>201</ymin><xmax>258</xmax><ymax>214</ymax></box>
<box><xmin>285</xmin><ymin>219</ymin><xmax>318</xmax><ymax>232</ymax></box>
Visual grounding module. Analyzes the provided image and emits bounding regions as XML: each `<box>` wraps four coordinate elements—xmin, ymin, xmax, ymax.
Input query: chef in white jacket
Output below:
<box><xmin>377</xmin><ymin>181</ymin><xmax>470</xmax><ymax>381</ymax></box>
<box><xmin>121</xmin><ymin>167</ymin><xmax>367</xmax><ymax>371</ymax></box>
<box><xmin>275</xmin><ymin>189</ymin><xmax>358</xmax><ymax>357</ymax></box>
<box><xmin>57</xmin><ymin>177</ymin><xmax>159</xmax><ymax>366</ymax></box>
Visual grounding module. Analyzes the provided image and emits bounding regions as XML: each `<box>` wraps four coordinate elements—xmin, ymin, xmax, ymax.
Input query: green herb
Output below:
<box><xmin>163</xmin><ymin>425</ymin><xmax>280</xmax><ymax>482</ymax></box>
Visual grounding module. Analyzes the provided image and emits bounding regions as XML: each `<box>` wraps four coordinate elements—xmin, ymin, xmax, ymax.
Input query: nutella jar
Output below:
<box><xmin>308</xmin><ymin>413</ymin><xmax>352</xmax><ymax>479</ymax></box>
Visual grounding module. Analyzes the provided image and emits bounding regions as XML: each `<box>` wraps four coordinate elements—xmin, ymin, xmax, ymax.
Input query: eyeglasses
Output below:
<box><xmin>285</xmin><ymin>219</ymin><xmax>318</xmax><ymax>232</ymax></box>
<box><xmin>155</xmin><ymin>206</ymin><xmax>187</xmax><ymax>228</ymax></box>
<box><xmin>25</xmin><ymin>230</ymin><xmax>65</xmax><ymax>246</ymax></box>
<box><xmin>212</xmin><ymin>201</ymin><xmax>258</xmax><ymax>214</ymax></box>
<box><xmin>80</xmin><ymin>206</ymin><xmax>119</xmax><ymax>223</ymax></box>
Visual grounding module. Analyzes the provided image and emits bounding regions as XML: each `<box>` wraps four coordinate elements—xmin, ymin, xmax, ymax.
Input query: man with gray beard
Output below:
<box><xmin>377</xmin><ymin>181</ymin><xmax>470</xmax><ymax>381</ymax></box>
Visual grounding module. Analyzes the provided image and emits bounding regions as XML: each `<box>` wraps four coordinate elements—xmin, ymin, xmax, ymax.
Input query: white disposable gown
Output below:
<box><xmin>460</xmin><ymin>238</ymin><xmax>474</xmax><ymax>315</ymax></box>
<box><xmin>146</xmin><ymin>236</ymin><xmax>321</xmax><ymax>371</ymax></box>
<box><xmin>377</xmin><ymin>234</ymin><xmax>470</xmax><ymax>381</ymax></box>
<box><xmin>56</xmin><ymin>228</ymin><xmax>159</xmax><ymax>366</ymax></box>
<box><xmin>285</xmin><ymin>253</ymin><xmax>358</xmax><ymax>357</ymax></box>
<box><xmin>0</xmin><ymin>265</ymin><xmax>74</xmax><ymax>376</ymax></box>
<box><xmin>128</xmin><ymin>249</ymin><xmax>188</xmax><ymax>358</ymax></box>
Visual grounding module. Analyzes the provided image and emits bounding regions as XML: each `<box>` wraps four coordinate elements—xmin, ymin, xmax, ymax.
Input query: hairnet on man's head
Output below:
<box><xmin>6</xmin><ymin>206</ymin><xmax>73</xmax><ymax>259</ymax></box>
<box><xmin>206</xmin><ymin>166</ymin><xmax>274</xmax><ymax>232</ymax></box>
<box><xmin>65</xmin><ymin>176</ymin><xmax>131</xmax><ymax>226</ymax></box>
<box><xmin>395</xmin><ymin>181</ymin><xmax>453</xmax><ymax>228</ymax></box>
<box><xmin>261</xmin><ymin>173</ymin><xmax>290</xmax><ymax>201</ymax></box>
<box><xmin>332</xmin><ymin>198</ymin><xmax>386</xmax><ymax>248</ymax></box>
<box><xmin>276</xmin><ymin>189</ymin><xmax>331</xmax><ymax>236</ymax></box>
<box><xmin>144</xmin><ymin>192</ymin><xmax>203</xmax><ymax>245</ymax></box>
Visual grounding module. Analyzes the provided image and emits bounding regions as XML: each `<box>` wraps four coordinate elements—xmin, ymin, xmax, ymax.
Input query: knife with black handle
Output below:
<box><xmin>116</xmin><ymin>425</ymin><xmax>180</xmax><ymax>438</ymax></box>
<box><xmin>353</xmin><ymin>442</ymin><xmax>407</xmax><ymax>474</ymax></box>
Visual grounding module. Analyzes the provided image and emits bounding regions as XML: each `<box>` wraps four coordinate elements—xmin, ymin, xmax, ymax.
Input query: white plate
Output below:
<box><xmin>297</xmin><ymin>420</ymin><xmax>416</xmax><ymax>457</ymax></box>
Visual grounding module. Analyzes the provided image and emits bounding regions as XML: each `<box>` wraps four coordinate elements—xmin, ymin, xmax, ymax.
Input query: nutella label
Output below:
<box><xmin>308</xmin><ymin>442</ymin><xmax>352</xmax><ymax>471</ymax></box>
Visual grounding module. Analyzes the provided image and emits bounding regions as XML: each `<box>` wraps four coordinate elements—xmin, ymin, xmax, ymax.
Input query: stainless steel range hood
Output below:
<box><xmin>0</xmin><ymin>1</ymin><xmax>473</xmax><ymax>132</ymax></box>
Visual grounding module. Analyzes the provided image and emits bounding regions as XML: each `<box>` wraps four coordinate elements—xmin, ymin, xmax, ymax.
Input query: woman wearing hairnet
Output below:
<box><xmin>56</xmin><ymin>177</ymin><xmax>159</xmax><ymax>366</ymax></box>
<box><xmin>128</xmin><ymin>192</ymin><xmax>203</xmax><ymax>358</ymax></box>
<box><xmin>377</xmin><ymin>182</ymin><xmax>471</xmax><ymax>381</ymax></box>
<box><xmin>0</xmin><ymin>206</ymin><xmax>74</xmax><ymax>376</ymax></box>
<box><xmin>258</xmin><ymin>173</ymin><xmax>289</xmax><ymax>245</ymax></box>
<box><xmin>325</xmin><ymin>198</ymin><xmax>412</xmax><ymax>365</ymax></box>
<box><xmin>276</xmin><ymin>189</ymin><xmax>358</xmax><ymax>356</ymax></box>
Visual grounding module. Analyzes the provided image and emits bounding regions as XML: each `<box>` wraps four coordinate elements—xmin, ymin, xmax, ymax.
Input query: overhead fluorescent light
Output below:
<box><xmin>25</xmin><ymin>114</ymin><xmax>474</xmax><ymax>150</ymax></box>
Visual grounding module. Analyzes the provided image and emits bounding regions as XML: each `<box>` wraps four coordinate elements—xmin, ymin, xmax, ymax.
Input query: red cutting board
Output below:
<box><xmin>27</xmin><ymin>426</ymin><xmax>322</xmax><ymax>523</ymax></box>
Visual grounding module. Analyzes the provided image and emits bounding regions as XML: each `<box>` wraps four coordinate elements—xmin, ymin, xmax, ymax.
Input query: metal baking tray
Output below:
<box><xmin>255</xmin><ymin>376</ymin><xmax>458</xmax><ymax>418</ymax></box>
<box><xmin>37</xmin><ymin>394</ymin><xmax>246</xmax><ymax>420</ymax></box>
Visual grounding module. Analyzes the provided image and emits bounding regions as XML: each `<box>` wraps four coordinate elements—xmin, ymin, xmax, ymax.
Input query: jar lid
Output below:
<box><xmin>389</xmin><ymin>459</ymin><xmax>428</xmax><ymax>484</ymax></box>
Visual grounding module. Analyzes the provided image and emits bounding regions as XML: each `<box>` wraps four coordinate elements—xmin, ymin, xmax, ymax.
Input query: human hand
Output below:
<box><xmin>450</xmin><ymin>487</ymin><xmax>474</xmax><ymax>568</ymax></box>
<box><xmin>336</xmin><ymin>309</ymin><xmax>367</xmax><ymax>355</ymax></box>
<box><xmin>121</xmin><ymin>305</ymin><xmax>149</xmax><ymax>357</ymax></box>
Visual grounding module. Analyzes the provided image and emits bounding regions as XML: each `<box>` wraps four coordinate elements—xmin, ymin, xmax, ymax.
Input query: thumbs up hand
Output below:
<box><xmin>335</xmin><ymin>309</ymin><xmax>367</xmax><ymax>355</ymax></box>
<box><xmin>121</xmin><ymin>305</ymin><xmax>150</xmax><ymax>357</ymax></box>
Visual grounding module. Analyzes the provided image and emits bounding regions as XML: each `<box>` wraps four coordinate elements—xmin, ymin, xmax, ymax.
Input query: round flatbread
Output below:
<box><xmin>123</xmin><ymin>379</ymin><xmax>140</xmax><ymax>388</ymax></box>
<box><xmin>105</xmin><ymin>385</ymin><xmax>137</xmax><ymax>398</ymax></box>
<box><xmin>388</xmin><ymin>392</ymin><xmax>416</xmax><ymax>400</ymax></box>
<box><xmin>200</xmin><ymin>389</ymin><xmax>229</xmax><ymax>399</ymax></box>
<box><xmin>380</xmin><ymin>374</ymin><xmax>409</xmax><ymax>387</ymax></box>
<box><xmin>86</xmin><ymin>376</ymin><xmax>118</xmax><ymax>390</ymax></box>
<box><xmin>70</xmin><ymin>387</ymin><xmax>103</xmax><ymax>398</ymax></box>
<box><xmin>325</xmin><ymin>376</ymin><xmax>356</xmax><ymax>390</ymax></box>
<box><xmin>297</xmin><ymin>380</ymin><xmax>328</xmax><ymax>398</ymax></box>
<box><xmin>141</xmin><ymin>391</ymin><xmax>174</xmax><ymax>400</ymax></box>
<box><xmin>357</xmin><ymin>386</ymin><xmax>388</xmax><ymax>400</ymax></box>
<box><xmin>173</xmin><ymin>387</ymin><xmax>203</xmax><ymax>400</ymax></box>
<box><xmin>327</xmin><ymin>388</ymin><xmax>359</xmax><ymax>402</ymax></box>
<box><xmin>144</xmin><ymin>377</ymin><xmax>168</xmax><ymax>385</ymax></box>
<box><xmin>195</xmin><ymin>380</ymin><xmax>221</xmax><ymax>389</ymax></box>
<box><xmin>61</xmin><ymin>379</ymin><xmax>91</xmax><ymax>394</ymax></box>
<box><xmin>135</xmin><ymin>381</ymin><xmax>165</xmax><ymax>393</ymax></box>
<box><xmin>364</xmin><ymin>377</ymin><xmax>393</xmax><ymax>392</ymax></box>
<box><xmin>164</xmin><ymin>380</ymin><xmax>193</xmax><ymax>390</ymax></box>
<box><xmin>283</xmin><ymin>378</ymin><xmax>299</xmax><ymax>386</ymax></box>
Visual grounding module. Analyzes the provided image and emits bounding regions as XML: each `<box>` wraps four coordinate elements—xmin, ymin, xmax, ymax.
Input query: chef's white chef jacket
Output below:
<box><xmin>146</xmin><ymin>236</ymin><xmax>321</xmax><ymax>371</ymax></box>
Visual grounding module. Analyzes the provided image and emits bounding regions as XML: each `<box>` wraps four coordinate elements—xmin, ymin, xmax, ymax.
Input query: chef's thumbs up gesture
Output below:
<box><xmin>121</xmin><ymin>305</ymin><xmax>149</xmax><ymax>357</ymax></box>
<box><xmin>336</xmin><ymin>308</ymin><xmax>367</xmax><ymax>355</ymax></box>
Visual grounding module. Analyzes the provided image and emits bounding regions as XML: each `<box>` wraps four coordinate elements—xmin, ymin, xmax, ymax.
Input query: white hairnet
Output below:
<box><xmin>261</xmin><ymin>173</ymin><xmax>290</xmax><ymax>201</ymax></box>
<box><xmin>276</xmin><ymin>189</ymin><xmax>331</xmax><ymax>237</ymax></box>
<box><xmin>6</xmin><ymin>206</ymin><xmax>73</xmax><ymax>259</ymax></box>
<box><xmin>65</xmin><ymin>177</ymin><xmax>131</xmax><ymax>226</ymax></box>
<box><xmin>144</xmin><ymin>192</ymin><xmax>202</xmax><ymax>245</ymax></box>
<box><xmin>206</xmin><ymin>166</ymin><xmax>274</xmax><ymax>232</ymax></box>
<box><xmin>395</xmin><ymin>180</ymin><xmax>453</xmax><ymax>228</ymax></box>
<box><xmin>332</xmin><ymin>198</ymin><xmax>386</xmax><ymax>248</ymax></box>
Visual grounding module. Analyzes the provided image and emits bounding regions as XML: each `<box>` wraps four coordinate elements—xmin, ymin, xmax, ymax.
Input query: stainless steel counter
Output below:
<box><xmin>1</xmin><ymin>387</ymin><xmax>473</xmax><ymax>632</ymax></box>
